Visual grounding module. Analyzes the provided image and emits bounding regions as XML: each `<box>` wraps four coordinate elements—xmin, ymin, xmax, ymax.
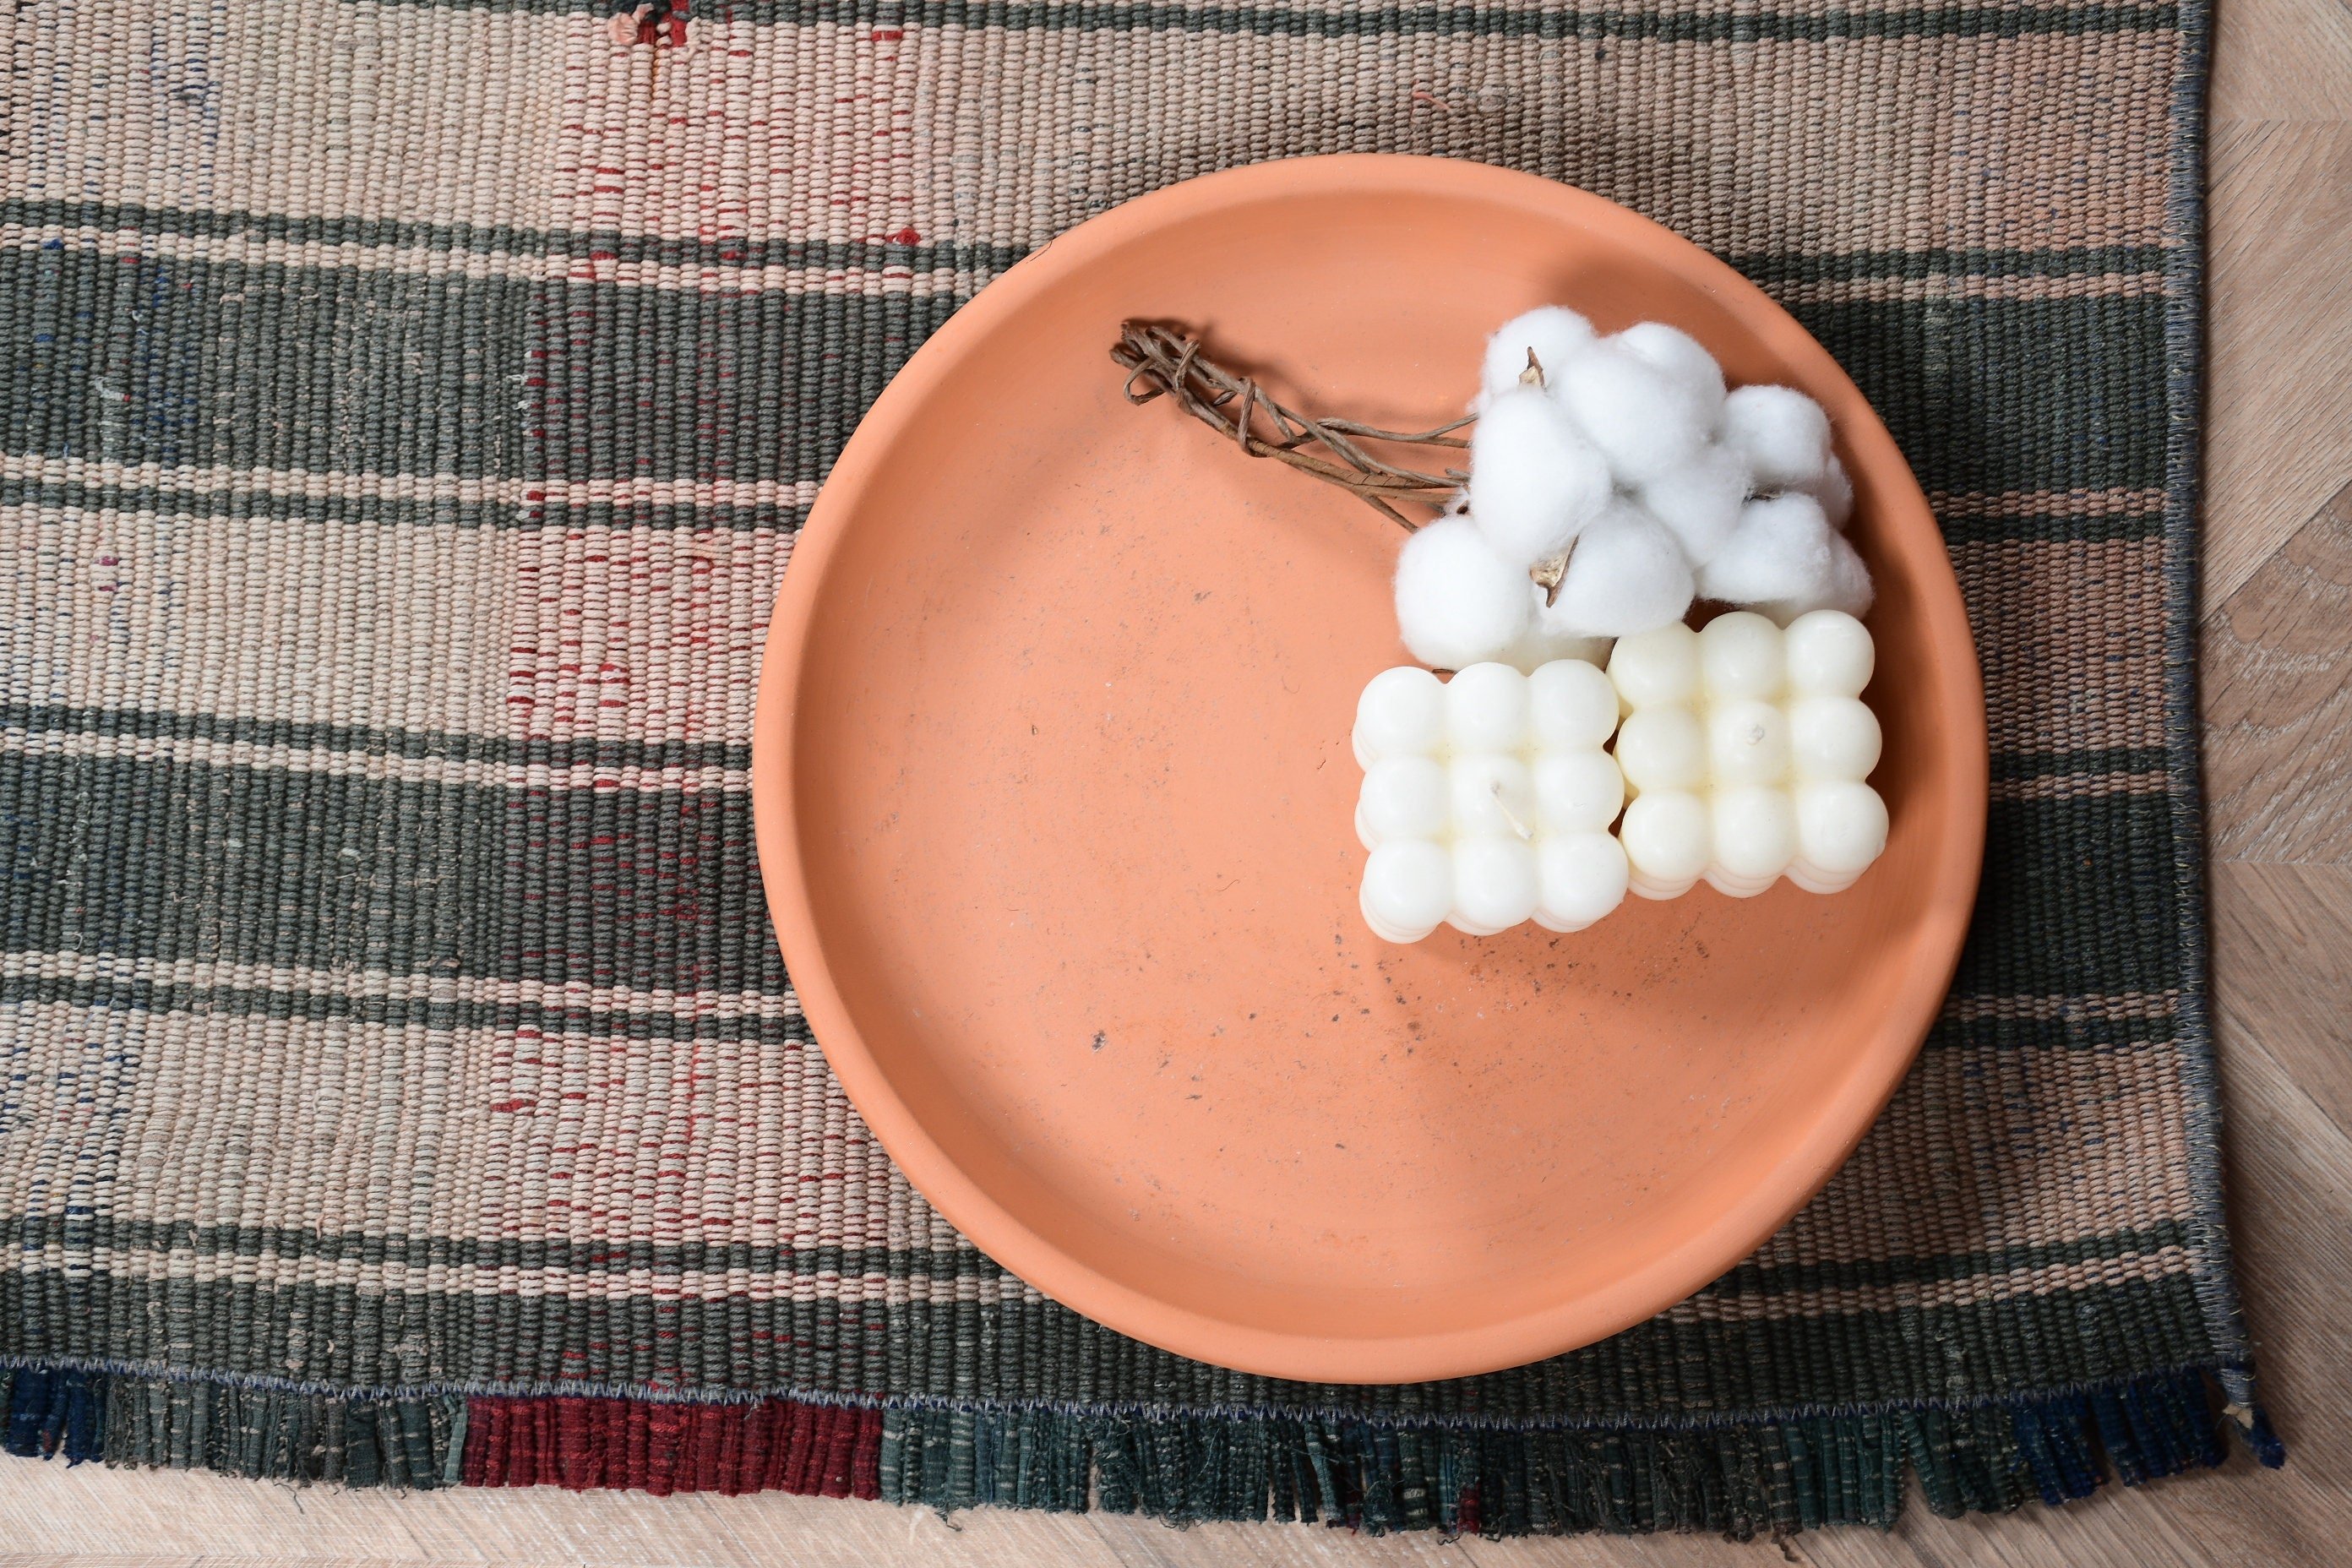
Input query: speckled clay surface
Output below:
<box><xmin>750</xmin><ymin>155</ymin><xmax>1986</xmax><ymax>1384</ymax></box>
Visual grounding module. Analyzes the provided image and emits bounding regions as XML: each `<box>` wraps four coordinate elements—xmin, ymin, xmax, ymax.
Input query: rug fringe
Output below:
<box><xmin>879</xmin><ymin>1368</ymin><xmax>2258</xmax><ymax>1537</ymax></box>
<box><xmin>0</xmin><ymin>1367</ymin><xmax>463</xmax><ymax>1484</ymax></box>
<box><xmin>1</xmin><ymin>1367</ymin><xmax>103</xmax><ymax>1464</ymax></box>
<box><xmin>464</xmin><ymin>1394</ymin><xmax>884</xmax><ymax>1498</ymax></box>
<box><xmin>0</xmin><ymin>1364</ymin><xmax>2272</xmax><ymax>1523</ymax></box>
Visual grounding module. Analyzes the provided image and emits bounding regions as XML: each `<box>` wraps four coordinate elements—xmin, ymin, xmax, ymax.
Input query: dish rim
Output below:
<box><xmin>750</xmin><ymin>153</ymin><xmax>1989</xmax><ymax>1384</ymax></box>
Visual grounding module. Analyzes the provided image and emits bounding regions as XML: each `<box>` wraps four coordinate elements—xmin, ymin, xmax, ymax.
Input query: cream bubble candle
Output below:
<box><xmin>1607</xmin><ymin>609</ymin><xmax>1886</xmax><ymax>899</ymax></box>
<box><xmin>1354</xmin><ymin>661</ymin><xmax>1627</xmax><ymax>943</ymax></box>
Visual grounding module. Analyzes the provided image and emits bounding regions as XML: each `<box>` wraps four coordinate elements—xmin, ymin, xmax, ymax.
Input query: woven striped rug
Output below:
<box><xmin>0</xmin><ymin>0</ymin><xmax>2282</xmax><ymax>1536</ymax></box>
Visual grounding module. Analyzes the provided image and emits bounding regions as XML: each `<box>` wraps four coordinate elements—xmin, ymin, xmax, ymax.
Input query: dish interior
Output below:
<box><xmin>770</xmin><ymin>164</ymin><xmax>1981</xmax><ymax>1377</ymax></box>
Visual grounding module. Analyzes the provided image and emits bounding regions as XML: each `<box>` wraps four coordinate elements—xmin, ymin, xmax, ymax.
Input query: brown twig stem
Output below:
<box><xmin>1111</xmin><ymin>320</ymin><xmax>1473</xmax><ymax>529</ymax></box>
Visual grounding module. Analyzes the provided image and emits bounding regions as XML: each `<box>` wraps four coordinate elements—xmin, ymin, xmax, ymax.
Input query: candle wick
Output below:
<box><xmin>1491</xmin><ymin>780</ymin><xmax>1534</xmax><ymax>842</ymax></box>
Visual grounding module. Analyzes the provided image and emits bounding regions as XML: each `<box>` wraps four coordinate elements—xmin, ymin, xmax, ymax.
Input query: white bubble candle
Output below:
<box><xmin>1353</xmin><ymin>661</ymin><xmax>1627</xmax><ymax>944</ymax></box>
<box><xmin>1607</xmin><ymin>609</ymin><xmax>1886</xmax><ymax>899</ymax></box>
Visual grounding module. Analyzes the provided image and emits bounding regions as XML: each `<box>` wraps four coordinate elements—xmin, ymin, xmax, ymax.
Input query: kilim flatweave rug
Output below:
<box><xmin>0</xmin><ymin>0</ymin><xmax>2285</xmax><ymax>1537</ymax></box>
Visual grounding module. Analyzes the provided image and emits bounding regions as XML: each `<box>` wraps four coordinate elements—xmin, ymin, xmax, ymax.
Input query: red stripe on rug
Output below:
<box><xmin>463</xmin><ymin>1396</ymin><xmax>884</xmax><ymax>1497</ymax></box>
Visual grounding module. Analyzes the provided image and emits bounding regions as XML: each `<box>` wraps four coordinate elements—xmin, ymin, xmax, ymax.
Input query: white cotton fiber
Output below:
<box><xmin>1536</xmin><ymin>506</ymin><xmax>1696</xmax><ymax>639</ymax></box>
<box><xmin>1799</xmin><ymin>453</ymin><xmax>1854</xmax><ymax>531</ymax></box>
<box><xmin>1822</xmin><ymin>535</ymin><xmax>1873</xmax><ymax>616</ymax></box>
<box><xmin>1394</xmin><ymin>515</ymin><xmax>1533</xmax><ymax>670</ymax></box>
<box><xmin>1696</xmin><ymin>494</ymin><xmax>1834</xmax><ymax>607</ymax></box>
<box><xmin>1497</xmin><ymin>607</ymin><xmax>1612</xmax><ymax>675</ymax></box>
<box><xmin>1551</xmin><ymin>339</ymin><xmax>1711</xmax><ymax>487</ymax></box>
<box><xmin>1637</xmin><ymin>444</ymin><xmax>1750</xmax><ymax>566</ymax></box>
<box><xmin>1754</xmin><ymin>532</ymin><xmax>1875</xmax><ymax>624</ymax></box>
<box><xmin>1467</xmin><ymin>389</ymin><xmax>1613</xmax><ymax>568</ymax></box>
<box><xmin>1720</xmin><ymin>384</ymin><xmax>1832</xmax><ymax>491</ymax></box>
<box><xmin>1480</xmin><ymin>306</ymin><xmax>1596</xmax><ymax>402</ymax></box>
<box><xmin>1614</xmin><ymin>323</ymin><xmax>1728</xmax><ymax>429</ymax></box>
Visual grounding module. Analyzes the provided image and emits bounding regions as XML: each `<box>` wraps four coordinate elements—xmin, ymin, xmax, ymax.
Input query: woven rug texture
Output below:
<box><xmin>0</xmin><ymin>0</ymin><xmax>2280</xmax><ymax>1535</ymax></box>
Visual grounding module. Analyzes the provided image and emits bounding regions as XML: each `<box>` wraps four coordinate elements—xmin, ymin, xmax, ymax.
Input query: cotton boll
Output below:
<box><xmin>1444</xmin><ymin>662</ymin><xmax>1531</xmax><ymax>751</ymax></box>
<box><xmin>1608</xmin><ymin>622</ymin><xmax>1702</xmax><ymax>711</ymax></box>
<box><xmin>1536</xmin><ymin>507</ymin><xmax>1696</xmax><ymax>640</ymax></box>
<box><xmin>1533</xmin><ymin>832</ymin><xmax>1630</xmax><ymax>932</ymax></box>
<box><xmin>1721</xmin><ymin>384</ymin><xmax>1832</xmax><ymax>490</ymax></box>
<box><xmin>1552</xmin><ymin>340</ymin><xmax>1710</xmax><ymax>485</ymax></box>
<box><xmin>1822</xmin><ymin>534</ymin><xmax>1874</xmax><ymax>616</ymax></box>
<box><xmin>1361</xmin><ymin>840</ymin><xmax>1454</xmax><ymax>943</ymax></box>
<box><xmin>1554</xmin><ymin>633</ymin><xmax>1617</xmax><ymax>667</ymax></box>
<box><xmin>1614</xmin><ymin>323</ymin><xmax>1728</xmax><ymax>429</ymax></box>
<box><xmin>1527</xmin><ymin>657</ymin><xmax>1620</xmax><ymax>750</ymax></box>
<box><xmin>1480</xmin><ymin>306</ymin><xmax>1597</xmax><ymax>403</ymax></box>
<box><xmin>1353</xmin><ymin>665</ymin><xmax>1446</xmax><ymax>767</ymax></box>
<box><xmin>1394</xmin><ymin>516</ymin><xmax>1531</xmax><ymax>670</ymax></box>
<box><xmin>1696</xmin><ymin>494</ymin><xmax>1834</xmax><ymax>607</ymax></box>
<box><xmin>1754</xmin><ymin>533</ymin><xmax>1875</xmax><ymax>624</ymax></box>
<box><xmin>1783</xmin><ymin>610</ymin><xmax>1875</xmax><ymax>698</ymax></box>
<box><xmin>1799</xmin><ymin>454</ymin><xmax>1855</xmax><ymax>531</ymax></box>
<box><xmin>1638</xmin><ymin>445</ymin><xmax>1750</xmax><ymax>566</ymax></box>
<box><xmin>1496</xmin><ymin>611</ymin><xmax>1613</xmax><ymax>675</ymax></box>
<box><xmin>1491</xmin><ymin>608</ymin><xmax>1552</xmax><ymax>676</ymax></box>
<box><xmin>1467</xmin><ymin>389</ymin><xmax>1613</xmax><ymax>567</ymax></box>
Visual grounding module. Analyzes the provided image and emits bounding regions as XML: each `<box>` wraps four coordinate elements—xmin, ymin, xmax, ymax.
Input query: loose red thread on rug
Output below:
<box><xmin>464</xmin><ymin>1396</ymin><xmax>884</xmax><ymax>1497</ymax></box>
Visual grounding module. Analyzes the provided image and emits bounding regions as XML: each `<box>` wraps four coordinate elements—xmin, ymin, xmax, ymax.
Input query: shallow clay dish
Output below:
<box><xmin>753</xmin><ymin>155</ymin><xmax>1986</xmax><ymax>1384</ymax></box>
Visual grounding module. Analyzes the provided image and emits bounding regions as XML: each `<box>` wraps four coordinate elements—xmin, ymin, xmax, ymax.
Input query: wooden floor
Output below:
<box><xmin>4</xmin><ymin>3</ymin><xmax>2347</xmax><ymax>1563</ymax></box>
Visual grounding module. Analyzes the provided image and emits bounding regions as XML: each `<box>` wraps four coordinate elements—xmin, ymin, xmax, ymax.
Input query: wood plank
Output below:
<box><xmin>2202</xmin><ymin>123</ymin><xmax>2352</xmax><ymax>608</ymax></box>
<box><xmin>2172</xmin><ymin>861</ymin><xmax>2352</xmax><ymax>1556</ymax></box>
<box><xmin>2211</xmin><ymin>0</ymin><xmax>2352</xmax><ymax>123</ymax></box>
<box><xmin>0</xmin><ymin>1472</ymin><xmax>1124</xmax><ymax>1568</ymax></box>
<box><xmin>0</xmin><ymin>1462</ymin><xmax>1761</xmax><ymax>1566</ymax></box>
<box><xmin>1808</xmin><ymin>1477</ymin><xmax>2245</xmax><ymax>1568</ymax></box>
<box><xmin>2210</xmin><ymin>861</ymin><xmax>2352</xmax><ymax>1126</ymax></box>
<box><xmin>2203</xmin><ymin>482</ymin><xmax>2352</xmax><ymax>863</ymax></box>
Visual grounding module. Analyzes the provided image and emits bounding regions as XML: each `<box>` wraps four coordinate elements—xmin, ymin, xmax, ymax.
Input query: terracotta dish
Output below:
<box><xmin>752</xmin><ymin>155</ymin><xmax>1986</xmax><ymax>1384</ymax></box>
